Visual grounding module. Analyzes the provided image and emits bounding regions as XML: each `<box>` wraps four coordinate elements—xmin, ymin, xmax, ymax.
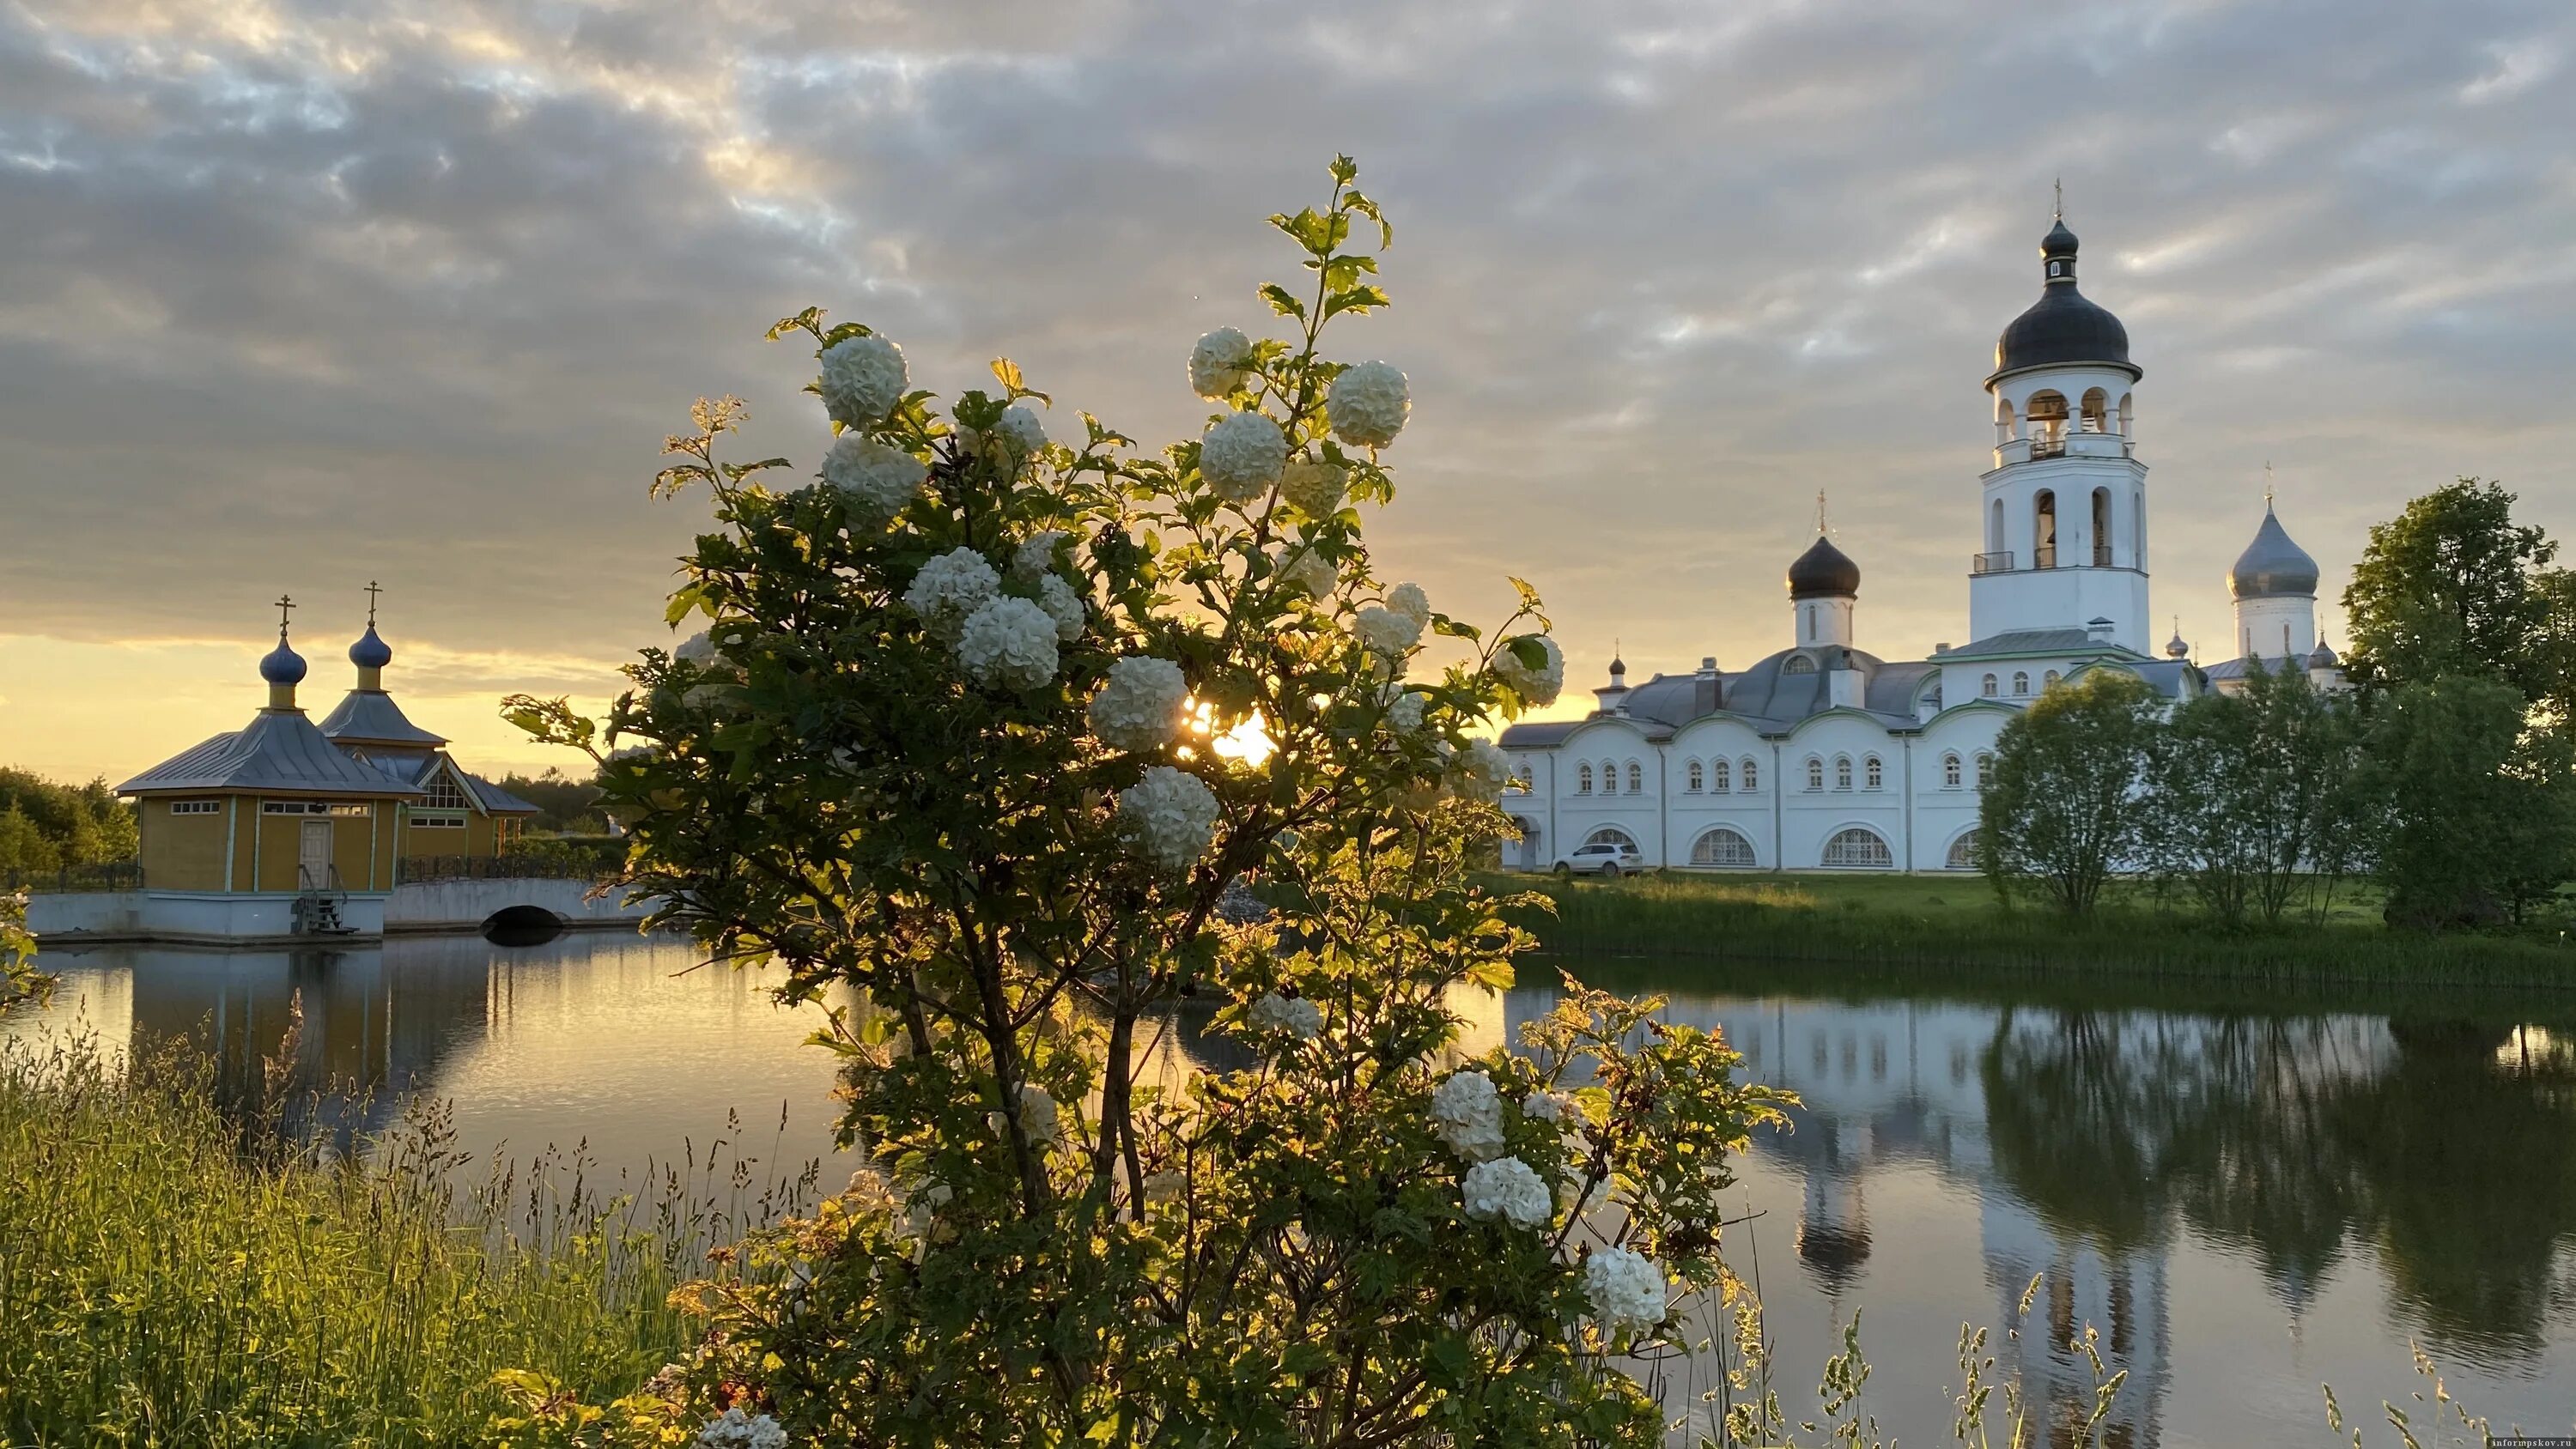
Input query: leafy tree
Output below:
<box><xmin>0</xmin><ymin>768</ymin><xmax>137</xmax><ymax>867</ymax></box>
<box><xmin>2341</xmin><ymin>478</ymin><xmax>2575</xmax><ymax>717</ymax></box>
<box><xmin>505</xmin><ymin>161</ymin><xmax>1789</xmax><ymax>1446</ymax></box>
<box><xmin>0</xmin><ymin>805</ymin><xmax>58</xmax><ymax>877</ymax></box>
<box><xmin>492</xmin><ymin>768</ymin><xmax>607</xmax><ymax>835</ymax></box>
<box><xmin>2358</xmin><ymin>675</ymin><xmax>2576</xmax><ymax>930</ymax></box>
<box><xmin>2151</xmin><ymin>662</ymin><xmax>2361</xmax><ymax>927</ymax></box>
<box><xmin>1978</xmin><ymin>670</ymin><xmax>2164</xmax><ymax>915</ymax></box>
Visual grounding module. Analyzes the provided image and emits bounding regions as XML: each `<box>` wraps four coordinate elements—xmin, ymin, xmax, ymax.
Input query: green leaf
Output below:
<box><xmin>762</xmin><ymin>306</ymin><xmax>827</xmax><ymax>342</ymax></box>
<box><xmin>1324</xmin><ymin>284</ymin><xmax>1390</xmax><ymax>320</ymax></box>
<box><xmin>1259</xmin><ymin>283</ymin><xmax>1307</xmax><ymax>321</ymax></box>
<box><xmin>1329</xmin><ymin>155</ymin><xmax>1358</xmax><ymax>185</ymax></box>
<box><xmin>665</xmin><ymin>584</ymin><xmax>712</xmax><ymax>627</ymax></box>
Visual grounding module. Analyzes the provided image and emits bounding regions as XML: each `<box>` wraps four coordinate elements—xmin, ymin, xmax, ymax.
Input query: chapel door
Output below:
<box><xmin>299</xmin><ymin>818</ymin><xmax>333</xmax><ymax>889</ymax></box>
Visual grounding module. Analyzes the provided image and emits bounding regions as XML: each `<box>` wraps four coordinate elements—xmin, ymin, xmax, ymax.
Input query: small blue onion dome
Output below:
<box><xmin>2306</xmin><ymin>641</ymin><xmax>2340</xmax><ymax>669</ymax></box>
<box><xmin>260</xmin><ymin>633</ymin><xmax>308</xmax><ymax>686</ymax></box>
<box><xmin>2229</xmin><ymin>506</ymin><xmax>2321</xmax><ymax>600</ymax></box>
<box><xmin>349</xmin><ymin>624</ymin><xmax>392</xmax><ymax>670</ymax></box>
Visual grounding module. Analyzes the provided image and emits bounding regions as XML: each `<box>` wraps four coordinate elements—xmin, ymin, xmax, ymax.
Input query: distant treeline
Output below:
<box><xmin>0</xmin><ymin>769</ymin><xmax>137</xmax><ymax>876</ymax></box>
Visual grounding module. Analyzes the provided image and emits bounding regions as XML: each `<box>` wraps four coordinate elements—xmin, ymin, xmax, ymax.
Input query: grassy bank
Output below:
<box><xmin>0</xmin><ymin>1034</ymin><xmax>709</xmax><ymax>1447</ymax></box>
<box><xmin>1489</xmin><ymin>870</ymin><xmax>2576</xmax><ymax>991</ymax></box>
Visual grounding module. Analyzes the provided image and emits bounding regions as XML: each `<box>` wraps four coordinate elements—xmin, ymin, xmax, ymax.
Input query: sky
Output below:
<box><xmin>2</xmin><ymin>0</ymin><xmax>2572</xmax><ymax>785</ymax></box>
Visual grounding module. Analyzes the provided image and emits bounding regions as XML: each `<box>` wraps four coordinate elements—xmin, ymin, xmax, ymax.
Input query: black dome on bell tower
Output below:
<box><xmin>1989</xmin><ymin>216</ymin><xmax>2139</xmax><ymax>385</ymax></box>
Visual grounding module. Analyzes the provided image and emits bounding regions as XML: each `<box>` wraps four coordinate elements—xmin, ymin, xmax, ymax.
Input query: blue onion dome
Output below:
<box><xmin>259</xmin><ymin>632</ymin><xmax>307</xmax><ymax>686</ymax></box>
<box><xmin>2165</xmin><ymin>628</ymin><xmax>2190</xmax><ymax>660</ymax></box>
<box><xmin>2228</xmin><ymin>506</ymin><xmax>2321</xmax><ymax>600</ymax></box>
<box><xmin>1787</xmin><ymin>534</ymin><xmax>1861</xmax><ymax>599</ymax></box>
<box><xmin>2306</xmin><ymin>641</ymin><xmax>2339</xmax><ymax>669</ymax></box>
<box><xmin>349</xmin><ymin>624</ymin><xmax>392</xmax><ymax>670</ymax></box>
<box><xmin>1990</xmin><ymin>218</ymin><xmax>2137</xmax><ymax>384</ymax></box>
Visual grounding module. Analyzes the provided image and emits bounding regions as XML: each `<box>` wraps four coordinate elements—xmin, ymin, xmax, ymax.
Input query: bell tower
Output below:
<box><xmin>1969</xmin><ymin>209</ymin><xmax>2151</xmax><ymax>652</ymax></box>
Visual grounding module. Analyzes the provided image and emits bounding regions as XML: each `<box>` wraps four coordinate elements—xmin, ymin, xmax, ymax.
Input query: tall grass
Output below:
<box><xmin>1495</xmin><ymin>871</ymin><xmax>2576</xmax><ymax>990</ymax></box>
<box><xmin>0</xmin><ymin>1027</ymin><xmax>793</xmax><ymax>1447</ymax></box>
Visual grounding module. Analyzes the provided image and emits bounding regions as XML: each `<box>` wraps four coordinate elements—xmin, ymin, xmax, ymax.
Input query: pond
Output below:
<box><xmin>13</xmin><ymin>931</ymin><xmax>2574</xmax><ymax>1446</ymax></box>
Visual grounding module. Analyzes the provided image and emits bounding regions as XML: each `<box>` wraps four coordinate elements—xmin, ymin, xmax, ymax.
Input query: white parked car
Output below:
<box><xmin>1552</xmin><ymin>841</ymin><xmax>1644</xmax><ymax>877</ymax></box>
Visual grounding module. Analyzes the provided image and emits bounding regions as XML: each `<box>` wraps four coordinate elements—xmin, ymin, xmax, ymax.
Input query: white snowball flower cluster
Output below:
<box><xmin>1012</xmin><ymin>530</ymin><xmax>1068</xmax><ymax>581</ymax></box>
<box><xmin>1200</xmin><ymin>409</ymin><xmax>1289</xmax><ymax>503</ymax></box>
<box><xmin>1461</xmin><ymin>1156</ymin><xmax>1553</xmax><ymax>1229</ymax></box>
<box><xmin>1584</xmin><ymin>1246</ymin><xmax>1670</xmax><ymax>1335</ymax></box>
<box><xmin>1355</xmin><ymin>605</ymin><xmax>1423</xmax><ymax>659</ymax></box>
<box><xmin>1281</xmin><ymin>458</ymin><xmax>1346</xmax><ymax>516</ymax></box>
<box><xmin>1430</xmin><ymin>1069</ymin><xmax>1507</xmax><ymax>1161</ymax></box>
<box><xmin>1189</xmin><ymin>326</ymin><xmax>1255</xmax><ymax>399</ymax></box>
<box><xmin>696</xmin><ymin>1406</ymin><xmax>788</xmax><ymax>1449</ymax></box>
<box><xmin>1327</xmin><ymin>361</ymin><xmax>1409</xmax><ymax>448</ymax></box>
<box><xmin>674</xmin><ymin>632</ymin><xmax>728</xmax><ymax>669</ymax></box>
<box><xmin>1277</xmin><ymin>547</ymin><xmax>1339</xmax><ymax>598</ymax></box>
<box><xmin>1089</xmin><ymin>655</ymin><xmax>1190</xmax><ymax>752</ymax></box>
<box><xmin>822</xmin><ymin>433</ymin><xmax>928</xmax><ymax>522</ymax></box>
<box><xmin>1494</xmin><ymin>634</ymin><xmax>1566</xmax><ymax>708</ymax></box>
<box><xmin>1452</xmin><ymin>739</ymin><xmax>1515</xmax><ymax>803</ymax></box>
<box><xmin>1524</xmin><ymin>1089</ymin><xmax>1575</xmax><ymax>1127</ymax></box>
<box><xmin>1246</xmin><ymin>991</ymin><xmax>1323</xmax><ymax>1040</ymax></box>
<box><xmin>1035</xmin><ymin>574</ymin><xmax>1085</xmax><ymax>640</ymax></box>
<box><xmin>820</xmin><ymin>333</ymin><xmax>908</xmax><ymax>429</ymax></box>
<box><xmin>956</xmin><ymin>596</ymin><xmax>1060</xmax><ymax>690</ymax></box>
<box><xmin>1382</xmin><ymin>686</ymin><xmax>1426</xmax><ymax>734</ymax></box>
<box><xmin>1119</xmin><ymin>765</ymin><xmax>1219</xmax><ymax>873</ymax></box>
<box><xmin>1384</xmin><ymin>581</ymin><xmax>1431</xmax><ymax>631</ymax></box>
<box><xmin>904</xmin><ymin>548</ymin><xmax>1000</xmax><ymax>645</ymax></box>
<box><xmin>987</xmin><ymin>1082</ymin><xmax>1060</xmax><ymax>1149</ymax></box>
<box><xmin>994</xmin><ymin>403</ymin><xmax>1049</xmax><ymax>458</ymax></box>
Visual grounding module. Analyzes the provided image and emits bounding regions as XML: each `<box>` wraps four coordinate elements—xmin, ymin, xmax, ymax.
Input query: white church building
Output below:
<box><xmin>1497</xmin><ymin>216</ymin><xmax>2348</xmax><ymax>875</ymax></box>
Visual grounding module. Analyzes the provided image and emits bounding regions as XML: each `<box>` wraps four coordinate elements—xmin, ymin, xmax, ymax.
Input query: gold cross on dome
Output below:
<box><xmin>1816</xmin><ymin>489</ymin><xmax>1829</xmax><ymax>537</ymax></box>
<box><xmin>2263</xmin><ymin>460</ymin><xmax>2275</xmax><ymax>506</ymax></box>
<box><xmin>274</xmin><ymin>594</ymin><xmax>295</xmax><ymax>633</ymax></box>
<box><xmin>2054</xmin><ymin>177</ymin><xmax>2063</xmax><ymax>221</ymax></box>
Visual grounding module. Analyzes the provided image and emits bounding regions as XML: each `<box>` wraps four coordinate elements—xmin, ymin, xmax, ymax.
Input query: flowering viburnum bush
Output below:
<box><xmin>503</xmin><ymin>159</ymin><xmax>1788</xmax><ymax>1448</ymax></box>
<box><xmin>1584</xmin><ymin>1245</ymin><xmax>1670</xmax><ymax>1336</ymax></box>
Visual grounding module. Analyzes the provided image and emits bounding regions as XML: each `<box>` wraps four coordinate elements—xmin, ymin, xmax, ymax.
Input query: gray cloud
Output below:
<box><xmin>2</xmin><ymin>0</ymin><xmax>2572</xmax><ymax>696</ymax></box>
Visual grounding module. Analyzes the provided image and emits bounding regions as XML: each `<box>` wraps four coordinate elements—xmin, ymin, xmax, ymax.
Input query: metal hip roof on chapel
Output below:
<box><xmin>118</xmin><ymin>710</ymin><xmax>428</xmax><ymax>797</ymax></box>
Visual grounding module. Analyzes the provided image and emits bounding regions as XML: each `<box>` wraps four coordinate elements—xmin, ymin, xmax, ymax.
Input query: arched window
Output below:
<box><xmin>1577</xmin><ymin>764</ymin><xmax>1593</xmax><ymax>795</ymax></box>
<box><xmin>2033</xmin><ymin>489</ymin><xmax>2057</xmax><ymax>567</ymax></box>
<box><xmin>1974</xmin><ymin>751</ymin><xmax>1994</xmax><ymax>789</ymax></box>
<box><xmin>2080</xmin><ymin>386</ymin><xmax>2109</xmax><ymax>433</ymax></box>
<box><xmin>1805</xmin><ymin>756</ymin><xmax>1825</xmax><ymax>791</ymax></box>
<box><xmin>1584</xmin><ymin>827</ymin><xmax>1638</xmax><ymax>852</ymax></box>
<box><xmin>1686</xmin><ymin>760</ymin><xmax>1704</xmax><ymax>793</ymax></box>
<box><xmin>2091</xmin><ymin>487</ymin><xmax>2111</xmax><ymax>566</ymax></box>
<box><xmin>1821</xmin><ymin>828</ymin><xmax>1894</xmax><ymax>869</ymax></box>
<box><xmin>1741</xmin><ymin>757</ymin><xmax>1759</xmax><ymax>791</ymax></box>
<box><xmin>2012</xmin><ymin>671</ymin><xmax>2030</xmax><ymax>695</ymax></box>
<box><xmin>2026</xmin><ymin>390</ymin><xmax>2069</xmax><ymax>449</ymax></box>
<box><xmin>2044</xmin><ymin>670</ymin><xmax>2061</xmax><ymax>689</ymax></box>
<box><xmin>1982</xmin><ymin>673</ymin><xmax>1998</xmax><ymax>697</ymax></box>
<box><xmin>1625</xmin><ymin>761</ymin><xmax>1643</xmax><ymax>794</ymax></box>
<box><xmin>1995</xmin><ymin>395</ymin><xmax>2018</xmax><ymax>444</ymax></box>
<box><xmin>1945</xmin><ymin>834</ymin><xmax>1978</xmax><ymax>870</ymax></box>
<box><xmin>1941</xmin><ymin>751</ymin><xmax>1962</xmax><ymax>788</ymax></box>
<box><xmin>1690</xmin><ymin>828</ymin><xmax>1758</xmax><ymax>869</ymax></box>
<box><xmin>1783</xmin><ymin>655</ymin><xmax>1817</xmax><ymax>676</ymax></box>
<box><xmin>1864</xmin><ymin>755</ymin><xmax>1883</xmax><ymax>790</ymax></box>
<box><xmin>1834</xmin><ymin>755</ymin><xmax>1853</xmax><ymax>791</ymax></box>
<box><xmin>1710</xmin><ymin>757</ymin><xmax>1732</xmax><ymax>792</ymax></box>
<box><xmin>1989</xmin><ymin>497</ymin><xmax>2006</xmax><ymax>555</ymax></box>
<box><xmin>1512</xmin><ymin>766</ymin><xmax>1534</xmax><ymax>792</ymax></box>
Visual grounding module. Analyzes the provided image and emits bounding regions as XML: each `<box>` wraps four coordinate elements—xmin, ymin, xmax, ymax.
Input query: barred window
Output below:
<box><xmin>1945</xmin><ymin>834</ymin><xmax>1978</xmax><ymax>870</ymax></box>
<box><xmin>1821</xmin><ymin>828</ymin><xmax>1893</xmax><ymax>869</ymax></box>
<box><xmin>1690</xmin><ymin>828</ymin><xmax>1758</xmax><ymax>868</ymax></box>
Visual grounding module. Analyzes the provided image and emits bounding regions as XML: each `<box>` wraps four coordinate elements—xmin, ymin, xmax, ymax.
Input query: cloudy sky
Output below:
<box><xmin>3</xmin><ymin>0</ymin><xmax>2572</xmax><ymax>784</ymax></box>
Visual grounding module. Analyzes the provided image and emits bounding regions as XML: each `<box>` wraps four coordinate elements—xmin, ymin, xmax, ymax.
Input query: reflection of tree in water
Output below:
<box><xmin>1984</xmin><ymin>1005</ymin><xmax>2576</xmax><ymax>1361</ymax></box>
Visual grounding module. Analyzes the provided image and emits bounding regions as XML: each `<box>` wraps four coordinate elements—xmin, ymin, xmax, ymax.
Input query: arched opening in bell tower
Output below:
<box><xmin>2091</xmin><ymin>488</ymin><xmax>2112</xmax><ymax>567</ymax></box>
<box><xmin>2026</xmin><ymin>391</ymin><xmax>2069</xmax><ymax>454</ymax></box>
<box><xmin>2080</xmin><ymin>387</ymin><xmax>2109</xmax><ymax>433</ymax></box>
<box><xmin>2033</xmin><ymin>490</ymin><xmax>2058</xmax><ymax>568</ymax></box>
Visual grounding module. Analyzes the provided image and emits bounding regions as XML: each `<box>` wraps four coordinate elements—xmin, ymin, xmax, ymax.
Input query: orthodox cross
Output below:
<box><xmin>2053</xmin><ymin>177</ymin><xmax>2063</xmax><ymax>221</ymax></box>
<box><xmin>2263</xmin><ymin>460</ymin><xmax>2275</xmax><ymax>506</ymax></box>
<box><xmin>1816</xmin><ymin>489</ymin><xmax>1829</xmax><ymax>537</ymax></box>
<box><xmin>273</xmin><ymin>594</ymin><xmax>295</xmax><ymax>634</ymax></box>
<box><xmin>363</xmin><ymin>579</ymin><xmax>383</xmax><ymax>627</ymax></box>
